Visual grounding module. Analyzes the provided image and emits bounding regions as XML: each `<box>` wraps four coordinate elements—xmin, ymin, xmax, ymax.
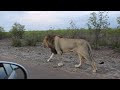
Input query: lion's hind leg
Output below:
<box><xmin>91</xmin><ymin>62</ymin><xmax>97</xmax><ymax>73</ymax></box>
<box><xmin>83</xmin><ymin>54</ymin><xmax>97</xmax><ymax>73</ymax></box>
<box><xmin>75</xmin><ymin>53</ymin><xmax>82</xmax><ymax>68</ymax></box>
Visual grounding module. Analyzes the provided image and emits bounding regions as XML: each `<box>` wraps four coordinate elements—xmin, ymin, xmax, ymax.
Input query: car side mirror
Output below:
<box><xmin>0</xmin><ymin>61</ymin><xmax>28</xmax><ymax>79</ymax></box>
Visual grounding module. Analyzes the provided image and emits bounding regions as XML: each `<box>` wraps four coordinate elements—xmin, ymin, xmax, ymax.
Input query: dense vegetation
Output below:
<box><xmin>0</xmin><ymin>11</ymin><xmax>120</xmax><ymax>51</ymax></box>
<box><xmin>0</xmin><ymin>29</ymin><xmax>120</xmax><ymax>49</ymax></box>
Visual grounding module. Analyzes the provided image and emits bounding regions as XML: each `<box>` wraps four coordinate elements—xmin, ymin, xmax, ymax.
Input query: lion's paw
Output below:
<box><xmin>75</xmin><ymin>65</ymin><xmax>80</xmax><ymax>68</ymax></box>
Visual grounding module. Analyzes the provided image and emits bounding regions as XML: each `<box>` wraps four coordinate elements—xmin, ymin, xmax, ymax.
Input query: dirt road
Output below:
<box><xmin>0</xmin><ymin>39</ymin><xmax>120</xmax><ymax>79</ymax></box>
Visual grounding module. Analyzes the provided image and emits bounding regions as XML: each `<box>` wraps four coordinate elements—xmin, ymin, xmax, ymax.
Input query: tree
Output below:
<box><xmin>10</xmin><ymin>22</ymin><xmax>25</xmax><ymax>39</ymax></box>
<box><xmin>0</xmin><ymin>26</ymin><xmax>5</xmax><ymax>39</ymax></box>
<box><xmin>87</xmin><ymin>11</ymin><xmax>110</xmax><ymax>49</ymax></box>
<box><xmin>69</xmin><ymin>20</ymin><xmax>77</xmax><ymax>30</ymax></box>
<box><xmin>68</xmin><ymin>20</ymin><xmax>78</xmax><ymax>38</ymax></box>
<box><xmin>117</xmin><ymin>17</ymin><xmax>120</xmax><ymax>28</ymax></box>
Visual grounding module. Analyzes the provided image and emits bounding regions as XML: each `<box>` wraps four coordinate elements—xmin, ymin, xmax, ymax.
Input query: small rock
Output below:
<box><xmin>38</xmin><ymin>52</ymin><xmax>41</xmax><ymax>55</ymax></box>
<box><xmin>58</xmin><ymin>62</ymin><xmax>64</xmax><ymax>67</ymax></box>
<box><xmin>53</xmin><ymin>65</ymin><xmax>58</xmax><ymax>68</ymax></box>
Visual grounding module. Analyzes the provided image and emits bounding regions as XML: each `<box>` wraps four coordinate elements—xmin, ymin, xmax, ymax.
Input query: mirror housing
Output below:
<box><xmin>0</xmin><ymin>61</ymin><xmax>28</xmax><ymax>79</ymax></box>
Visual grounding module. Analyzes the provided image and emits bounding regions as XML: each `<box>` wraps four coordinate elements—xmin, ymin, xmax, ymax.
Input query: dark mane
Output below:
<box><xmin>46</xmin><ymin>34</ymin><xmax>62</xmax><ymax>54</ymax></box>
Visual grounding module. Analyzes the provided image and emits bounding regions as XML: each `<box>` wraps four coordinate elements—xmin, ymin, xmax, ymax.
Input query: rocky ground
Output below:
<box><xmin>0</xmin><ymin>39</ymin><xmax>120</xmax><ymax>79</ymax></box>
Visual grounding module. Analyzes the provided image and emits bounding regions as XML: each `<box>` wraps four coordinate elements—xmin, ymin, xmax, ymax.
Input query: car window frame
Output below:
<box><xmin>3</xmin><ymin>64</ymin><xmax>13</xmax><ymax>77</ymax></box>
<box><xmin>0</xmin><ymin>63</ymin><xmax>8</xmax><ymax>79</ymax></box>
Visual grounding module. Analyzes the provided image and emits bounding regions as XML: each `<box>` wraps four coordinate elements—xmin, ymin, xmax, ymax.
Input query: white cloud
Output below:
<box><xmin>1</xmin><ymin>11</ymin><xmax>120</xmax><ymax>31</ymax></box>
<box><xmin>17</xmin><ymin>11</ymin><xmax>96</xmax><ymax>29</ymax></box>
<box><xmin>20</xmin><ymin>11</ymin><xmax>98</xmax><ymax>24</ymax></box>
<box><xmin>21</xmin><ymin>11</ymin><xmax>62</xmax><ymax>24</ymax></box>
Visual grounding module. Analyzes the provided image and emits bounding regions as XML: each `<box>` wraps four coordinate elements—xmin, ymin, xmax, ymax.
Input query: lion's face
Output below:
<box><xmin>43</xmin><ymin>35</ymin><xmax>55</xmax><ymax>48</ymax></box>
<box><xmin>43</xmin><ymin>36</ymin><xmax>49</xmax><ymax>48</ymax></box>
<box><xmin>43</xmin><ymin>35</ymin><xmax>62</xmax><ymax>48</ymax></box>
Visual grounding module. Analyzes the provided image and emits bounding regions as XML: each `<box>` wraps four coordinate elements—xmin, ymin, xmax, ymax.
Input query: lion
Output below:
<box><xmin>43</xmin><ymin>35</ymin><xmax>98</xmax><ymax>73</ymax></box>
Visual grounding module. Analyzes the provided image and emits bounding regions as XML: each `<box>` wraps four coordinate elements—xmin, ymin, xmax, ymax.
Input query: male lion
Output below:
<box><xmin>43</xmin><ymin>35</ymin><xmax>97</xmax><ymax>73</ymax></box>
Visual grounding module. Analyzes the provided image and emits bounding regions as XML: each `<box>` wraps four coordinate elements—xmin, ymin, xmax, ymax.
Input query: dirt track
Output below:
<box><xmin>0</xmin><ymin>39</ymin><xmax>120</xmax><ymax>79</ymax></box>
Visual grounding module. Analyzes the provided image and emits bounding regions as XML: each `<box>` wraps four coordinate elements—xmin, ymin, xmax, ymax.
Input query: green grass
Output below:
<box><xmin>1</xmin><ymin>29</ymin><xmax>120</xmax><ymax>48</ymax></box>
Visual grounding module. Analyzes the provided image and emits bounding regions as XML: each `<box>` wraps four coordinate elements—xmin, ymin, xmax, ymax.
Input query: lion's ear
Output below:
<box><xmin>54</xmin><ymin>36</ymin><xmax>62</xmax><ymax>55</ymax></box>
<box><xmin>58</xmin><ymin>35</ymin><xmax>62</xmax><ymax>38</ymax></box>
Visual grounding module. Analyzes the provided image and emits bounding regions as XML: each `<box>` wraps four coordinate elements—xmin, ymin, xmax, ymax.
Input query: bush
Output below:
<box><xmin>10</xmin><ymin>22</ymin><xmax>25</xmax><ymax>39</ymax></box>
<box><xmin>24</xmin><ymin>32</ymin><xmax>37</xmax><ymax>46</ymax></box>
<box><xmin>0</xmin><ymin>27</ymin><xmax>5</xmax><ymax>39</ymax></box>
<box><xmin>114</xmin><ymin>48</ymin><xmax>120</xmax><ymax>53</ymax></box>
<box><xmin>11</xmin><ymin>38</ymin><xmax>22</xmax><ymax>47</ymax></box>
<box><xmin>24</xmin><ymin>37</ymin><xmax>37</xmax><ymax>46</ymax></box>
<box><xmin>10</xmin><ymin>28</ymin><xmax>120</xmax><ymax>48</ymax></box>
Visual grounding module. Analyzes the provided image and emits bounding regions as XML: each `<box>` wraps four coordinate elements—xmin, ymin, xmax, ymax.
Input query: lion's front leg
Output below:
<box><xmin>47</xmin><ymin>53</ymin><xmax>54</xmax><ymax>62</ymax></box>
<box><xmin>75</xmin><ymin>64</ymin><xmax>81</xmax><ymax>68</ymax></box>
<box><xmin>75</xmin><ymin>54</ymin><xmax>82</xmax><ymax>68</ymax></box>
<box><xmin>75</xmin><ymin>62</ymin><xmax>81</xmax><ymax>68</ymax></box>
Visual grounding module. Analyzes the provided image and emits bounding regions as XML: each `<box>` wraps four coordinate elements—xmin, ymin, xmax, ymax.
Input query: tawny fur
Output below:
<box><xmin>43</xmin><ymin>35</ymin><xmax>97</xmax><ymax>73</ymax></box>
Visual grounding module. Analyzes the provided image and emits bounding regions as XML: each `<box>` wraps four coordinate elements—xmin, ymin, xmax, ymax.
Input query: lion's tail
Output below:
<box><xmin>87</xmin><ymin>43</ymin><xmax>104</xmax><ymax>64</ymax></box>
<box><xmin>87</xmin><ymin>43</ymin><xmax>94</xmax><ymax>62</ymax></box>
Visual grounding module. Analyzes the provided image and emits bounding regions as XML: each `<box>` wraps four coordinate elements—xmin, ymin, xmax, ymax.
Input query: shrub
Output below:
<box><xmin>10</xmin><ymin>22</ymin><xmax>25</xmax><ymax>39</ymax></box>
<box><xmin>0</xmin><ymin>27</ymin><xmax>5</xmax><ymax>39</ymax></box>
<box><xmin>11</xmin><ymin>38</ymin><xmax>22</xmax><ymax>47</ymax></box>
<box><xmin>24</xmin><ymin>32</ymin><xmax>37</xmax><ymax>46</ymax></box>
<box><xmin>24</xmin><ymin>37</ymin><xmax>37</xmax><ymax>46</ymax></box>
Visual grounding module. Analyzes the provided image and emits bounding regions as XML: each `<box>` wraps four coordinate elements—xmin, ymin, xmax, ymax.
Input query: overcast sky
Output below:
<box><xmin>0</xmin><ymin>11</ymin><xmax>120</xmax><ymax>32</ymax></box>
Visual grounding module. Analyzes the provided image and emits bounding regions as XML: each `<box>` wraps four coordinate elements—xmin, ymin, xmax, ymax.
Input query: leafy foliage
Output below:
<box><xmin>0</xmin><ymin>26</ymin><xmax>5</xmax><ymax>39</ymax></box>
<box><xmin>87</xmin><ymin>11</ymin><xmax>110</xmax><ymax>49</ymax></box>
<box><xmin>10</xmin><ymin>22</ymin><xmax>25</xmax><ymax>39</ymax></box>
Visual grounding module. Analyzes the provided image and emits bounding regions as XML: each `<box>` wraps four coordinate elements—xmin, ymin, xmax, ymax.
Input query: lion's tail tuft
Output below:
<box><xmin>87</xmin><ymin>42</ymin><xmax>104</xmax><ymax>64</ymax></box>
<box><xmin>99</xmin><ymin>62</ymin><xmax>104</xmax><ymax>64</ymax></box>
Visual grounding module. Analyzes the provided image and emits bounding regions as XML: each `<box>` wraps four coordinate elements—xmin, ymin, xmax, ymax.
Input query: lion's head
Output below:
<box><xmin>43</xmin><ymin>34</ymin><xmax>62</xmax><ymax>54</ymax></box>
<box><xmin>43</xmin><ymin>35</ymin><xmax>55</xmax><ymax>48</ymax></box>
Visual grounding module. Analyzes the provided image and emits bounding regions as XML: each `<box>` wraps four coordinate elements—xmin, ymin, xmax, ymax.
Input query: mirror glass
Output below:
<box><xmin>0</xmin><ymin>62</ymin><xmax>27</xmax><ymax>79</ymax></box>
<box><xmin>10</xmin><ymin>64</ymin><xmax>26</xmax><ymax>79</ymax></box>
<box><xmin>0</xmin><ymin>63</ymin><xmax>7</xmax><ymax>79</ymax></box>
